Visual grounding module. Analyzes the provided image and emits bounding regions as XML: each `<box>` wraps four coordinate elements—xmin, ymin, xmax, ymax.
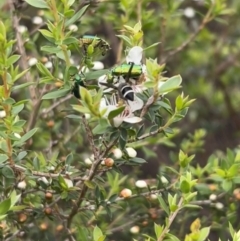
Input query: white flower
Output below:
<box><xmin>209</xmin><ymin>194</ymin><xmax>217</xmax><ymax>201</ymax></box>
<box><xmin>100</xmin><ymin>95</ymin><xmax>142</xmax><ymax>127</ymax></box>
<box><xmin>130</xmin><ymin>226</ymin><xmax>140</xmax><ymax>234</ymax></box>
<box><xmin>28</xmin><ymin>57</ymin><xmax>38</xmax><ymax>66</ymax></box>
<box><xmin>127</xmin><ymin>96</ymin><xmax>144</xmax><ymax>112</ymax></box>
<box><xmin>135</xmin><ymin>180</ymin><xmax>147</xmax><ymax>188</ymax></box>
<box><xmin>0</xmin><ymin>110</ymin><xmax>6</xmax><ymax>118</ymax></box>
<box><xmin>184</xmin><ymin>7</ymin><xmax>195</xmax><ymax>18</ymax></box>
<box><xmin>32</xmin><ymin>16</ymin><xmax>43</xmax><ymax>25</ymax></box>
<box><xmin>126</xmin><ymin>46</ymin><xmax>143</xmax><ymax>65</ymax></box>
<box><xmin>68</xmin><ymin>24</ymin><xmax>78</xmax><ymax>32</ymax></box>
<box><xmin>17</xmin><ymin>25</ymin><xmax>28</xmax><ymax>33</ymax></box>
<box><xmin>161</xmin><ymin>176</ymin><xmax>169</xmax><ymax>184</ymax></box>
<box><xmin>126</xmin><ymin>147</ymin><xmax>137</xmax><ymax>158</ymax></box>
<box><xmin>64</xmin><ymin>178</ymin><xmax>73</xmax><ymax>188</ymax></box>
<box><xmin>17</xmin><ymin>180</ymin><xmax>27</xmax><ymax>190</ymax></box>
<box><xmin>44</xmin><ymin>61</ymin><xmax>53</xmax><ymax>69</ymax></box>
<box><xmin>215</xmin><ymin>202</ymin><xmax>224</xmax><ymax>210</ymax></box>
<box><xmin>112</xmin><ymin>148</ymin><xmax>123</xmax><ymax>159</ymax></box>
<box><xmin>92</xmin><ymin>61</ymin><xmax>104</xmax><ymax>70</ymax></box>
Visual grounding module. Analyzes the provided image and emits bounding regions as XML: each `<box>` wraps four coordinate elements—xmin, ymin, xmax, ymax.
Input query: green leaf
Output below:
<box><xmin>93</xmin><ymin>225</ymin><xmax>103</xmax><ymax>241</ymax></box>
<box><xmin>41</xmin><ymin>46</ymin><xmax>61</xmax><ymax>54</ymax></box>
<box><xmin>10</xmin><ymin>190</ymin><xmax>21</xmax><ymax>208</ymax></box>
<box><xmin>84</xmin><ymin>180</ymin><xmax>95</xmax><ymax>189</ymax></box>
<box><xmin>13</xmin><ymin>68</ymin><xmax>29</xmax><ymax>82</ymax></box>
<box><xmin>222</xmin><ymin>179</ymin><xmax>232</xmax><ymax>191</ymax></box>
<box><xmin>39</xmin><ymin>29</ymin><xmax>54</xmax><ymax>39</ymax></box>
<box><xmin>158</xmin><ymin>196</ymin><xmax>169</xmax><ymax>215</ymax></box>
<box><xmin>130</xmin><ymin>157</ymin><xmax>147</xmax><ymax>164</ymax></box>
<box><xmin>180</xmin><ymin>180</ymin><xmax>191</xmax><ymax>193</ymax></box>
<box><xmin>80</xmin><ymin>87</ymin><xmax>92</xmax><ymax>106</ymax></box>
<box><xmin>36</xmin><ymin>62</ymin><xmax>54</xmax><ymax>77</ymax></box>
<box><xmin>2</xmin><ymin>166</ymin><xmax>15</xmax><ymax>178</ymax></box>
<box><xmin>33</xmin><ymin>157</ymin><xmax>40</xmax><ymax>171</ymax></box>
<box><xmin>108</xmin><ymin>106</ymin><xmax>125</xmax><ymax>120</ymax></box>
<box><xmin>0</xmin><ymin>198</ymin><xmax>11</xmax><ymax>215</ymax></box>
<box><xmin>12</xmin><ymin>82</ymin><xmax>35</xmax><ymax>91</ymax></box>
<box><xmin>42</xmin><ymin>88</ymin><xmax>70</xmax><ymax>99</ymax></box>
<box><xmin>65</xmin><ymin>5</ymin><xmax>89</xmax><ymax>27</ymax></box>
<box><xmin>25</xmin><ymin>0</ymin><xmax>49</xmax><ymax>8</ymax></box>
<box><xmin>11</xmin><ymin>103</ymin><xmax>24</xmax><ymax>116</ymax></box>
<box><xmin>13</xmin><ymin>128</ymin><xmax>38</xmax><ymax>147</ymax></box>
<box><xmin>0</xmin><ymin>154</ymin><xmax>8</xmax><ymax>163</ymax></box>
<box><xmin>58</xmin><ymin>175</ymin><xmax>68</xmax><ymax>190</ymax></box>
<box><xmin>198</xmin><ymin>227</ymin><xmax>210</xmax><ymax>241</ymax></box>
<box><xmin>158</xmin><ymin>75</ymin><xmax>182</xmax><ymax>94</ymax></box>
<box><xmin>116</xmin><ymin>35</ymin><xmax>132</xmax><ymax>46</ymax></box>
<box><xmin>85</xmin><ymin>69</ymin><xmax>110</xmax><ymax>80</ymax></box>
<box><xmin>154</xmin><ymin>223</ymin><xmax>163</xmax><ymax>238</ymax></box>
<box><xmin>7</xmin><ymin>55</ymin><xmax>20</xmax><ymax>66</ymax></box>
<box><xmin>63</xmin><ymin>37</ymin><xmax>78</xmax><ymax>45</ymax></box>
<box><xmin>144</xmin><ymin>42</ymin><xmax>161</xmax><ymax>51</ymax></box>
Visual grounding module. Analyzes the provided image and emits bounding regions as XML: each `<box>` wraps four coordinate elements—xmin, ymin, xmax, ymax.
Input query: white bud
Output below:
<box><xmin>17</xmin><ymin>25</ymin><xmax>28</xmax><ymax>33</ymax></box>
<box><xmin>64</xmin><ymin>178</ymin><xmax>73</xmax><ymax>188</ymax></box>
<box><xmin>120</xmin><ymin>188</ymin><xmax>132</xmax><ymax>198</ymax></box>
<box><xmin>101</xmin><ymin>160</ymin><xmax>105</xmax><ymax>165</ymax></box>
<box><xmin>28</xmin><ymin>57</ymin><xmax>38</xmax><ymax>66</ymax></box>
<box><xmin>126</xmin><ymin>147</ymin><xmax>137</xmax><ymax>158</ymax></box>
<box><xmin>68</xmin><ymin>24</ymin><xmax>78</xmax><ymax>32</ymax></box>
<box><xmin>130</xmin><ymin>226</ymin><xmax>140</xmax><ymax>234</ymax></box>
<box><xmin>44</xmin><ymin>61</ymin><xmax>53</xmax><ymax>69</ymax></box>
<box><xmin>17</xmin><ymin>180</ymin><xmax>27</xmax><ymax>190</ymax></box>
<box><xmin>92</xmin><ymin>61</ymin><xmax>104</xmax><ymax>70</ymax></box>
<box><xmin>32</xmin><ymin>16</ymin><xmax>43</xmax><ymax>25</ymax></box>
<box><xmin>0</xmin><ymin>111</ymin><xmax>6</xmax><ymax>118</ymax></box>
<box><xmin>14</xmin><ymin>133</ymin><xmax>21</xmax><ymax>139</ymax></box>
<box><xmin>161</xmin><ymin>176</ymin><xmax>169</xmax><ymax>184</ymax></box>
<box><xmin>135</xmin><ymin>180</ymin><xmax>147</xmax><ymax>188</ymax></box>
<box><xmin>70</xmin><ymin>58</ymin><xmax>75</xmax><ymax>65</ymax></box>
<box><xmin>112</xmin><ymin>148</ymin><xmax>123</xmax><ymax>159</ymax></box>
<box><xmin>215</xmin><ymin>202</ymin><xmax>224</xmax><ymax>210</ymax></box>
<box><xmin>58</xmin><ymin>72</ymin><xmax>63</xmax><ymax>79</ymax></box>
<box><xmin>150</xmin><ymin>194</ymin><xmax>158</xmax><ymax>200</ymax></box>
<box><xmin>209</xmin><ymin>194</ymin><xmax>217</xmax><ymax>201</ymax></box>
<box><xmin>184</xmin><ymin>7</ymin><xmax>195</xmax><ymax>18</ymax></box>
<box><xmin>49</xmin><ymin>166</ymin><xmax>55</xmax><ymax>171</ymax></box>
<box><xmin>84</xmin><ymin>157</ymin><xmax>92</xmax><ymax>166</ymax></box>
<box><xmin>85</xmin><ymin>113</ymin><xmax>91</xmax><ymax>119</ymax></box>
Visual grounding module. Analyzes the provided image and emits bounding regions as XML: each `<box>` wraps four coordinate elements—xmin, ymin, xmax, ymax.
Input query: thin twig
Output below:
<box><xmin>161</xmin><ymin>3</ymin><xmax>215</xmax><ymax>64</ymax></box>
<box><xmin>157</xmin><ymin>197</ymin><xmax>184</xmax><ymax>241</ymax></box>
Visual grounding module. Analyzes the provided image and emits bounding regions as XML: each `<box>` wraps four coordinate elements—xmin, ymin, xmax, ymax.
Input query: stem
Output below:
<box><xmin>157</xmin><ymin>197</ymin><xmax>184</xmax><ymax>241</ymax></box>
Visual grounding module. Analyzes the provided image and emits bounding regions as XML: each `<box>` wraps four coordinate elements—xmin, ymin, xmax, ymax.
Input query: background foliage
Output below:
<box><xmin>0</xmin><ymin>0</ymin><xmax>240</xmax><ymax>241</ymax></box>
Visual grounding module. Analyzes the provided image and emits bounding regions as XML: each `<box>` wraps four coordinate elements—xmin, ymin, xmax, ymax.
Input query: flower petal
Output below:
<box><xmin>123</xmin><ymin>116</ymin><xmax>142</xmax><ymax>124</ymax></box>
<box><xmin>128</xmin><ymin>96</ymin><xmax>144</xmax><ymax>112</ymax></box>
<box><xmin>112</xmin><ymin>117</ymin><xmax>124</xmax><ymax>127</ymax></box>
<box><xmin>126</xmin><ymin>46</ymin><xmax>143</xmax><ymax>65</ymax></box>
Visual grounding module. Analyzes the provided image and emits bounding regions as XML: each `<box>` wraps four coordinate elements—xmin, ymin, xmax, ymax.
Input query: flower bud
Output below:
<box><xmin>68</xmin><ymin>24</ymin><xmax>78</xmax><ymax>32</ymax></box>
<box><xmin>209</xmin><ymin>194</ymin><xmax>217</xmax><ymax>201</ymax></box>
<box><xmin>32</xmin><ymin>16</ymin><xmax>43</xmax><ymax>25</ymax></box>
<box><xmin>18</xmin><ymin>213</ymin><xmax>27</xmax><ymax>223</ymax></box>
<box><xmin>135</xmin><ymin>180</ymin><xmax>147</xmax><ymax>188</ymax></box>
<box><xmin>112</xmin><ymin>148</ymin><xmax>122</xmax><ymax>159</ymax></box>
<box><xmin>215</xmin><ymin>202</ymin><xmax>224</xmax><ymax>210</ymax></box>
<box><xmin>0</xmin><ymin>111</ymin><xmax>6</xmax><ymax>118</ymax></box>
<box><xmin>130</xmin><ymin>225</ymin><xmax>140</xmax><ymax>234</ymax></box>
<box><xmin>104</xmin><ymin>158</ymin><xmax>114</xmax><ymax>167</ymax></box>
<box><xmin>120</xmin><ymin>188</ymin><xmax>132</xmax><ymax>198</ymax></box>
<box><xmin>45</xmin><ymin>192</ymin><xmax>53</xmax><ymax>201</ymax></box>
<box><xmin>84</xmin><ymin>157</ymin><xmax>92</xmax><ymax>166</ymax></box>
<box><xmin>44</xmin><ymin>207</ymin><xmax>52</xmax><ymax>215</ymax></box>
<box><xmin>161</xmin><ymin>176</ymin><xmax>169</xmax><ymax>184</ymax></box>
<box><xmin>126</xmin><ymin>147</ymin><xmax>137</xmax><ymax>158</ymax></box>
<box><xmin>28</xmin><ymin>57</ymin><xmax>38</xmax><ymax>66</ymax></box>
<box><xmin>17</xmin><ymin>180</ymin><xmax>27</xmax><ymax>190</ymax></box>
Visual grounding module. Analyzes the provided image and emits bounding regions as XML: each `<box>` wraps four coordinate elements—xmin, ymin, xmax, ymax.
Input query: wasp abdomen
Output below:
<box><xmin>120</xmin><ymin>84</ymin><xmax>134</xmax><ymax>101</ymax></box>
